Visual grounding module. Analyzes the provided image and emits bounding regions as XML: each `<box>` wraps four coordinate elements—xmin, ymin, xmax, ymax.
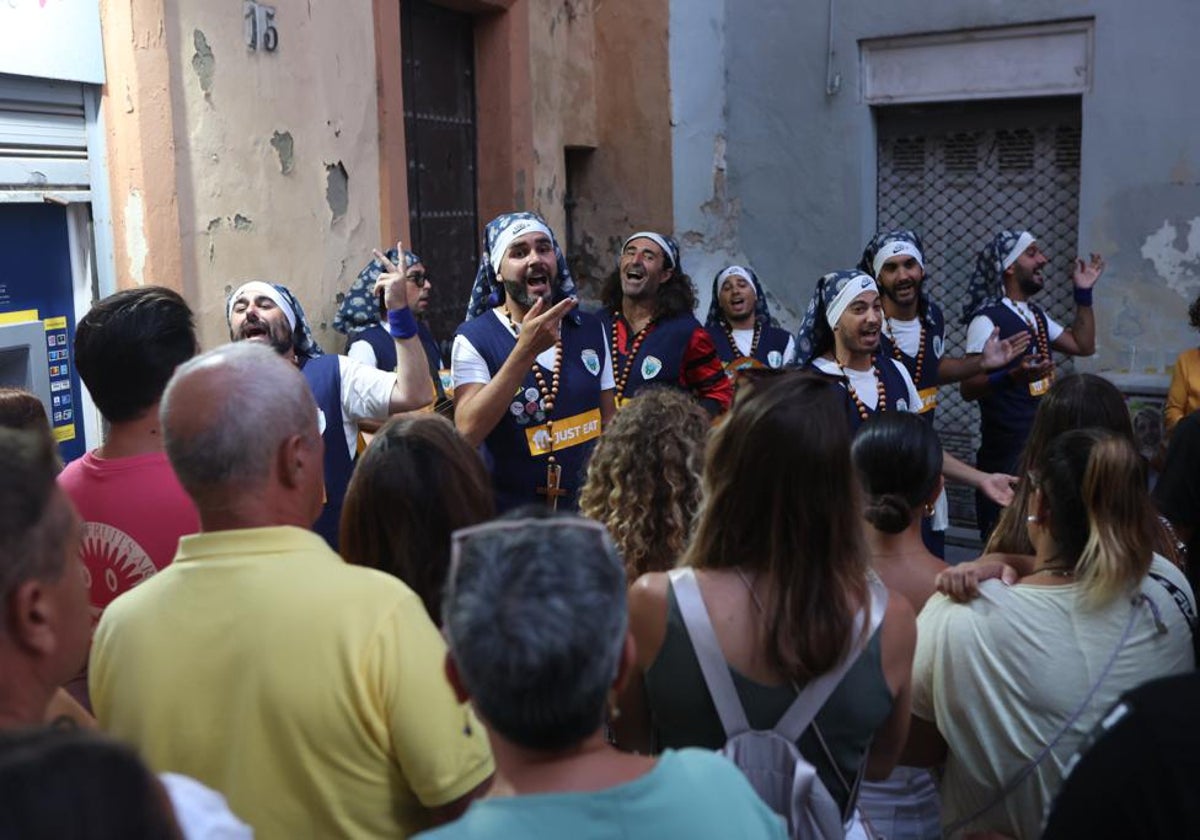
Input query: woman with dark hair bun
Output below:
<box><xmin>852</xmin><ymin>412</ymin><xmax>945</xmax><ymax>839</ymax></box>
<box><xmin>852</xmin><ymin>412</ymin><xmax>947</xmax><ymax>612</ymax></box>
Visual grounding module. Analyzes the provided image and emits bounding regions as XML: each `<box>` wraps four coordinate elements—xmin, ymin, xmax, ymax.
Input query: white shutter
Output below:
<box><xmin>0</xmin><ymin>74</ymin><xmax>89</xmax><ymax>192</ymax></box>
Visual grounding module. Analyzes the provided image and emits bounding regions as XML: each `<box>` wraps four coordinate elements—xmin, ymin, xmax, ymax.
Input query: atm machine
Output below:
<box><xmin>0</xmin><ymin>202</ymin><xmax>89</xmax><ymax>462</ymax></box>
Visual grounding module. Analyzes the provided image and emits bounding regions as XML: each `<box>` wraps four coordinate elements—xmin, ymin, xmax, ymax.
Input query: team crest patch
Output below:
<box><xmin>768</xmin><ymin>350</ymin><xmax>783</xmax><ymax>369</ymax></box>
<box><xmin>933</xmin><ymin>336</ymin><xmax>944</xmax><ymax>359</ymax></box>
<box><xmin>581</xmin><ymin>348</ymin><xmax>601</xmax><ymax>376</ymax></box>
<box><xmin>897</xmin><ymin>399</ymin><xmax>909</xmax><ymax>412</ymax></box>
<box><xmin>641</xmin><ymin>355</ymin><xmax>663</xmax><ymax>380</ymax></box>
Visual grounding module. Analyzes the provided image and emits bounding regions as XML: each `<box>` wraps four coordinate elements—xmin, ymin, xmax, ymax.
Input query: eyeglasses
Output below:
<box><xmin>405</xmin><ymin>271</ymin><xmax>430</xmax><ymax>288</ymax></box>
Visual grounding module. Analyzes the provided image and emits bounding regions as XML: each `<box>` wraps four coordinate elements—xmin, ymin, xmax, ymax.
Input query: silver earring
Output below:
<box><xmin>1026</xmin><ymin>514</ymin><xmax>1038</xmax><ymax>523</ymax></box>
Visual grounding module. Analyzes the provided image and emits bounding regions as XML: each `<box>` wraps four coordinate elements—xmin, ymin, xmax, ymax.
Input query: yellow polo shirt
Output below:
<box><xmin>90</xmin><ymin>526</ymin><xmax>492</xmax><ymax>839</ymax></box>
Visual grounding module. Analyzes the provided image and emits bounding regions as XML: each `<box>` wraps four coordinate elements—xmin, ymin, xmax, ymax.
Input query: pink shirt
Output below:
<box><xmin>58</xmin><ymin>450</ymin><xmax>200</xmax><ymax>624</ymax></box>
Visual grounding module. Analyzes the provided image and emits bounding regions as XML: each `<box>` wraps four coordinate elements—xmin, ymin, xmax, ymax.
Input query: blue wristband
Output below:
<box><xmin>1073</xmin><ymin>286</ymin><xmax>1093</xmax><ymax>307</ymax></box>
<box><xmin>987</xmin><ymin>370</ymin><xmax>1010</xmax><ymax>390</ymax></box>
<box><xmin>387</xmin><ymin>307</ymin><xmax>418</xmax><ymax>339</ymax></box>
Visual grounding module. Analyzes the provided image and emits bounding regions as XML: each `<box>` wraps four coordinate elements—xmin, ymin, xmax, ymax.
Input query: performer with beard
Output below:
<box><xmin>859</xmin><ymin>230</ymin><xmax>1028</xmax><ymax>418</ymax></box>
<box><xmin>959</xmin><ymin>230</ymin><xmax>1104</xmax><ymax>538</ymax></box>
<box><xmin>452</xmin><ymin>212</ymin><xmax>614</xmax><ymax>512</ymax></box>
<box><xmin>600</xmin><ymin>232</ymin><xmax>732</xmax><ymax>416</ymax></box>
<box><xmin>226</xmin><ymin>263</ymin><xmax>431</xmax><ymax>548</ymax></box>
<box><xmin>796</xmin><ymin>270</ymin><xmax>1017</xmax><ymax>521</ymax></box>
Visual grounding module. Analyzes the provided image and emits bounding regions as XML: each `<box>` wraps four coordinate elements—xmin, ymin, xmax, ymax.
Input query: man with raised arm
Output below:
<box><xmin>958</xmin><ymin>230</ymin><xmax>1103</xmax><ymax>538</ymax></box>
<box><xmin>226</xmin><ymin>250</ymin><xmax>429</xmax><ymax>546</ymax></box>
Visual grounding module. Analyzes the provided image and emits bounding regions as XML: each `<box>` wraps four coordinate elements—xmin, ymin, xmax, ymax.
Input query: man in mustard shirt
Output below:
<box><xmin>89</xmin><ymin>342</ymin><xmax>493</xmax><ymax>838</ymax></box>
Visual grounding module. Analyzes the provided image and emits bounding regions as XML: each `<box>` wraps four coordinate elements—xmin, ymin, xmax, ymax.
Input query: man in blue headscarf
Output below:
<box><xmin>796</xmin><ymin>269</ymin><xmax>1017</xmax><ymax>520</ymax></box>
<box><xmin>704</xmin><ymin>264</ymin><xmax>795</xmax><ymax>372</ymax></box>
<box><xmin>336</xmin><ymin>245</ymin><xmax>451</xmax><ymax>412</ymax></box>
<box><xmin>226</xmin><ymin>261</ymin><xmax>432</xmax><ymax>547</ymax></box>
<box><xmin>958</xmin><ymin>229</ymin><xmax>1105</xmax><ymax>538</ymax></box>
<box><xmin>451</xmin><ymin>212</ymin><xmax>615</xmax><ymax>512</ymax></box>
<box><xmin>859</xmin><ymin>229</ymin><xmax>1028</xmax><ymax>418</ymax></box>
<box><xmin>599</xmin><ymin>232</ymin><xmax>732</xmax><ymax>416</ymax></box>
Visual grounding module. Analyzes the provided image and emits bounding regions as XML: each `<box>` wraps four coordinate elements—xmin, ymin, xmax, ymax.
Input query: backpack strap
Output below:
<box><xmin>669</xmin><ymin>568</ymin><xmax>752</xmax><ymax>737</ymax></box>
<box><xmin>773</xmin><ymin>578</ymin><xmax>889</xmax><ymax>742</ymax></box>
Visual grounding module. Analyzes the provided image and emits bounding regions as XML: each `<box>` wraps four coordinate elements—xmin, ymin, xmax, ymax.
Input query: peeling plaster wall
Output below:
<box><xmin>522</xmin><ymin>0</ymin><xmax>673</xmax><ymax>300</ymax></box>
<box><xmin>163</xmin><ymin>1</ymin><xmax>383</xmax><ymax>351</ymax></box>
<box><xmin>670</xmin><ymin>0</ymin><xmax>1200</xmax><ymax>374</ymax></box>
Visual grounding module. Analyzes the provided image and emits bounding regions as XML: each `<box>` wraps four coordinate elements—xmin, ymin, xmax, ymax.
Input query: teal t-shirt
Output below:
<box><xmin>414</xmin><ymin>748</ymin><xmax>786</xmax><ymax>840</ymax></box>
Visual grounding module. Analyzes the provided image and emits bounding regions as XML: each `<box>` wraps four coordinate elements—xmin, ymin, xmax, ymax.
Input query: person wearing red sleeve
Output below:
<box><xmin>599</xmin><ymin>231</ymin><xmax>732</xmax><ymax>416</ymax></box>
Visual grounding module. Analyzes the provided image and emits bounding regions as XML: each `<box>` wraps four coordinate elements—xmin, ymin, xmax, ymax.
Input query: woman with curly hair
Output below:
<box><xmin>579</xmin><ymin>387</ymin><xmax>708</xmax><ymax>582</ymax></box>
<box><xmin>1165</xmin><ymin>292</ymin><xmax>1200</xmax><ymax>434</ymax></box>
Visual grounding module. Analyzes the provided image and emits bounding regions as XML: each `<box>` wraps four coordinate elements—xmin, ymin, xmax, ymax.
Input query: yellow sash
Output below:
<box><xmin>525</xmin><ymin>408</ymin><xmax>603</xmax><ymax>456</ymax></box>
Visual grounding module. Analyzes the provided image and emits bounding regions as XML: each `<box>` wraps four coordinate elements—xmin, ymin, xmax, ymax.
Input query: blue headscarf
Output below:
<box><xmin>621</xmin><ymin>231</ymin><xmax>682</xmax><ymax>273</ymax></box>
<box><xmin>465</xmin><ymin>212</ymin><xmax>577</xmax><ymax>321</ymax></box>
<box><xmin>961</xmin><ymin>230</ymin><xmax>1035</xmax><ymax>324</ymax></box>
<box><xmin>859</xmin><ymin>229</ymin><xmax>933</xmax><ymax>316</ymax></box>
<box><xmin>793</xmin><ymin>270</ymin><xmax>878</xmax><ymax>366</ymax></box>
<box><xmin>705</xmin><ymin>264</ymin><xmax>773</xmax><ymax>328</ymax></box>
<box><xmin>226</xmin><ymin>280</ymin><xmax>324</xmax><ymax>362</ymax></box>
<box><xmin>333</xmin><ymin>247</ymin><xmax>421</xmax><ymax>336</ymax></box>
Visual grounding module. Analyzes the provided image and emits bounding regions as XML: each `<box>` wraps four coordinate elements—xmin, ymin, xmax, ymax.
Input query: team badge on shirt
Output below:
<box><xmin>581</xmin><ymin>348</ymin><xmax>600</xmax><ymax>376</ymax></box>
<box><xmin>641</xmin><ymin>355</ymin><xmax>663</xmax><ymax>380</ymax></box>
<box><xmin>933</xmin><ymin>336</ymin><xmax>944</xmax><ymax>359</ymax></box>
<box><xmin>897</xmin><ymin>398</ymin><xmax>909</xmax><ymax>412</ymax></box>
<box><xmin>768</xmin><ymin>350</ymin><xmax>783</xmax><ymax>368</ymax></box>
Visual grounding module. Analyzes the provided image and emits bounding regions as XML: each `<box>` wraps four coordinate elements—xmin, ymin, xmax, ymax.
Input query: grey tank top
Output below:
<box><xmin>644</xmin><ymin>581</ymin><xmax>894</xmax><ymax>814</ymax></box>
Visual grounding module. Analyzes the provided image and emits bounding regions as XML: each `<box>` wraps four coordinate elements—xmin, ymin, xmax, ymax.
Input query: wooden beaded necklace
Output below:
<box><xmin>838</xmin><ymin>357</ymin><xmax>889</xmax><ymax>422</ymax></box>
<box><xmin>612</xmin><ymin>313</ymin><xmax>655</xmax><ymax>402</ymax></box>
<box><xmin>502</xmin><ymin>307</ymin><xmax>567</xmax><ymax>508</ymax></box>
<box><xmin>883</xmin><ymin>315</ymin><xmax>925</xmax><ymax>385</ymax></box>
<box><xmin>1010</xmin><ymin>299</ymin><xmax>1051</xmax><ymax>362</ymax></box>
<box><xmin>722</xmin><ymin>317</ymin><xmax>762</xmax><ymax>360</ymax></box>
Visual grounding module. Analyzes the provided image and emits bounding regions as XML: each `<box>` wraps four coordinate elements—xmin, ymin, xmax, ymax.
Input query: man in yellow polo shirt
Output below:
<box><xmin>89</xmin><ymin>342</ymin><xmax>493</xmax><ymax>838</ymax></box>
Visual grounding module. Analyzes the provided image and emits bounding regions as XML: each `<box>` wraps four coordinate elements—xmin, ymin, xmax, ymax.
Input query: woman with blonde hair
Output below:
<box><xmin>616</xmin><ymin>371</ymin><xmax>915</xmax><ymax>834</ymax></box>
<box><xmin>579</xmin><ymin>387</ymin><xmax>708</xmax><ymax>582</ymax></box>
<box><xmin>907</xmin><ymin>428</ymin><xmax>1195</xmax><ymax>839</ymax></box>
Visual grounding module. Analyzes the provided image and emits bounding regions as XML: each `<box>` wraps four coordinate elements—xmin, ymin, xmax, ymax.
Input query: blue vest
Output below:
<box><xmin>705</xmin><ymin>319</ymin><xmax>792</xmax><ymax>370</ymax></box>
<box><xmin>975</xmin><ymin>302</ymin><xmax>1051</xmax><ymax>472</ymax></box>
<box><xmin>346</xmin><ymin>322</ymin><xmax>445</xmax><ymax>402</ymax></box>
<box><xmin>300</xmin><ymin>355</ymin><xmax>353</xmax><ymax>549</ymax></box>
<box><xmin>601</xmin><ymin>311</ymin><xmax>699</xmax><ymax>400</ymax></box>
<box><xmin>455</xmin><ymin>310</ymin><xmax>608</xmax><ymax>512</ymax></box>
<box><xmin>809</xmin><ymin>357</ymin><xmax>912</xmax><ymax>434</ymax></box>
<box><xmin>877</xmin><ymin>301</ymin><xmax>944</xmax><ymax>425</ymax></box>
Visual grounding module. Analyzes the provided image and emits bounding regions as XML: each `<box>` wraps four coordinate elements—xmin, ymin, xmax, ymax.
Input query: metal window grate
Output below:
<box><xmin>876</xmin><ymin>98</ymin><xmax>1082</xmax><ymax>531</ymax></box>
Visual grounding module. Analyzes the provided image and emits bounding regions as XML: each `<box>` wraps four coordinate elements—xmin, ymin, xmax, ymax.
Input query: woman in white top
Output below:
<box><xmin>905</xmin><ymin>428</ymin><xmax>1196</xmax><ymax>839</ymax></box>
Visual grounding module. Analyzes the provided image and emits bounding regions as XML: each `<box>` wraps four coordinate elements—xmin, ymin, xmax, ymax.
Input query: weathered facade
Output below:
<box><xmin>670</xmin><ymin>0</ymin><xmax>1200</xmax><ymax>386</ymax></box>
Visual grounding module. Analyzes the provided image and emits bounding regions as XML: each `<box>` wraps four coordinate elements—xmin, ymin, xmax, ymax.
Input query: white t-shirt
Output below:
<box><xmin>883</xmin><ymin>315</ymin><xmax>948</xmax><ymax>361</ymax></box>
<box><xmin>813</xmin><ymin>355</ymin><xmax>948</xmax><ymax>530</ymax></box>
<box><xmin>912</xmin><ymin>554</ymin><xmax>1196</xmax><ymax>839</ymax></box>
<box><xmin>965</xmin><ymin>299</ymin><xmax>1065</xmax><ymax>353</ymax></box>
<box><xmin>451</xmin><ymin>309</ymin><xmax>616</xmax><ymax>391</ymax></box>
<box><xmin>729</xmin><ymin>328</ymin><xmax>797</xmax><ymax>367</ymax></box>
<box><xmin>346</xmin><ymin>323</ymin><xmax>386</xmax><ymax>369</ymax></box>
<box><xmin>811</xmin><ymin>356</ymin><xmax>921</xmax><ymax>412</ymax></box>
<box><xmin>329</xmin><ymin>356</ymin><xmax>394</xmax><ymax>455</ymax></box>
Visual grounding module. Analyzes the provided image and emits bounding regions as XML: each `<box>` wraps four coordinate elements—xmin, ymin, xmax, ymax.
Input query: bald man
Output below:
<box><xmin>89</xmin><ymin>343</ymin><xmax>493</xmax><ymax>839</ymax></box>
